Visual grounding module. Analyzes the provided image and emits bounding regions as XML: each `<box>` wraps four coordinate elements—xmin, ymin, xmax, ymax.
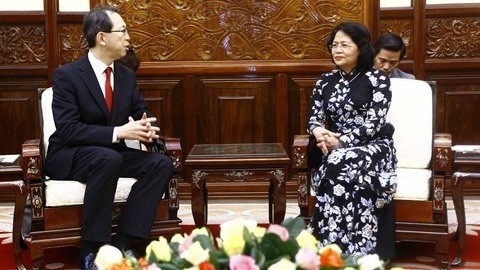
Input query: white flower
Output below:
<box><xmin>372</xmin><ymin>92</ymin><xmax>385</xmax><ymax>102</ymax></box>
<box><xmin>180</xmin><ymin>241</ymin><xmax>210</xmax><ymax>266</ymax></box>
<box><xmin>268</xmin><ymin>258</ymin><xmax>297</xmax><ymax>270</ymax></box>
<box><xmin>333</xmin><ymin>184</ymin><xmax>345</xmax><ymax>196</ymax></box>
<box><xmin>94</xmin><ymin>245</ymin><xmax>123</xmax><ymax>270</ymax></box>
<box><xmin>358</xmin><ymin>254</ymin><xmax>384</xmax><ymax>270</ymax></box>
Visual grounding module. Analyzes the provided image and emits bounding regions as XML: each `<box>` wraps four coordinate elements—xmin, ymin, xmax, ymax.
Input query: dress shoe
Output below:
<box><xmin>80</xmin><ymin>252</ymin><xmax>98</xmax><ymax>270</ymax></box>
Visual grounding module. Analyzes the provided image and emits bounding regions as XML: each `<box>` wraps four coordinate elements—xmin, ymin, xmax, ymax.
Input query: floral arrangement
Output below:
<box><xmin>94</xmin><ymin>217</ymin><xmax>392</xmax><ymax>270</ymax></box>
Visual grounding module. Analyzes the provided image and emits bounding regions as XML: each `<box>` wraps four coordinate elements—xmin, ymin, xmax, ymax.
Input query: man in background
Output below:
<box><xmin>374</xmin><ymin>33</ymin><xmax>415</xmax><ymax>79</ymax></box>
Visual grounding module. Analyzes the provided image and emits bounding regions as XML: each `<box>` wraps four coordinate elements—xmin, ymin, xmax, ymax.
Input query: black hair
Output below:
<box><xmin>326</xmin><ymin>22</ymin><xmax>374</xmax><ymax>71</ymax></box>
<box><xmin>374</xmin><ymin>33</ymin><xmax>407</xmax><ymax>60</ymax></box>
<box><xmin>83</xmin><ymin>5</ymin><xmax>120</xmax><ymax>48</ymax></box>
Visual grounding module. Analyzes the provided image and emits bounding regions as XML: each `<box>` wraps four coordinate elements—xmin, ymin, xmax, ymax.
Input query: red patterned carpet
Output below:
<box><xmin>1</xmin><ymin>199</ymin><xmax>479</xmax><ymax>269</ymax></box>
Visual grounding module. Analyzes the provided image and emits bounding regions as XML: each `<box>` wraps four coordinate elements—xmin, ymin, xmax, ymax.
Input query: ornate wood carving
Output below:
<box><xmin>108</xmin><ymin>0</ymin><xmax>367</xmax><ymax>61</ymax></box>
<box><xmin>427</xmin><ymin>18</ymin><xmax>480</xmax><ymax>58</ymax></box>
<box><xmin>379</xmin><ymin>19</ymin><xmax>414</xmax><ymax>59</ymax></box>
<box><xmin>0</xmin><ymin>25</ymin><xmax>46</xmax><ymax>64</ymax></box>
<box><xmin>58</xmin><ymin>24</ymin><xmax>88</xmax><ymax>64</ymax></box>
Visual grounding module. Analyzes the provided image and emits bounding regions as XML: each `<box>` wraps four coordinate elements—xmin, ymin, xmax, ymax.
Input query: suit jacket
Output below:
<box><xmin>45</xmin><ymin>56</ymin><xmax>151</xmax><ymax>179</ymax></box>
<box><xmin>391</xmin><ymin>68</ymin><xmax>415</xmax><ymax>80</ymax></box>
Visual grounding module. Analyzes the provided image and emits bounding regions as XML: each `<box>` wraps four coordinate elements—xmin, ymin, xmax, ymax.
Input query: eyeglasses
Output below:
<box><xmin>104</xmin><ymin>28</ymin><xmax>129</xmax><ymax>35</ymax></box>
<box><xmin>329</xmin><ymin>42</ymin><xmax>353</xmax><ymax>51</ymax></box>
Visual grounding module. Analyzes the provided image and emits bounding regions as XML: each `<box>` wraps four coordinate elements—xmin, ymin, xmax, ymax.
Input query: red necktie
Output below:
<box><xmin>105</xmin><ymin>67</ymin><xmax>113</xmax><ymax>112</ymax></box>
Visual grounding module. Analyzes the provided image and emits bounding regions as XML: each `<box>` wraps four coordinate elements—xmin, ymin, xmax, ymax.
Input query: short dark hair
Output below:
<box><xmin>327</xmin><ymin>22</ymin><xmax>374</xmax><ymax>71</ymax></box>
<box><xmin>374</xmin><ymin>33</ymin><xmax>407</xmax><ymax>60</ymax></box>
<box><xmin>83</xmin><ymin>5</ymin><xmax>120</xmax><ymax>48</ymax></box>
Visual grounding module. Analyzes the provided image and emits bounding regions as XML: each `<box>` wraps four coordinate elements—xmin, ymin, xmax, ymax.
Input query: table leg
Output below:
<box><xmin>269</xmin><ymin>169</ymin><xmax>286</xmax><ymax>224</ymax></box>
<box><xmin>450</xmin><ymin>172</ymin><xmax>467</xmax><ymax>266</ymax></box>
<box><xmin>191</xmin><ymin>173</ymin><xmax>207</xmax><ymax>227</ymax></box>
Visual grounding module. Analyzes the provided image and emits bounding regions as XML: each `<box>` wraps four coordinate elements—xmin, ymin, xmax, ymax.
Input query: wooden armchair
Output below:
<box><xmin>292</xmin><ymin>79</ymin><xmax>453</xmax><ymax>269</ymax></box>
<box><xmin>17</xmin><ymin>87</ymin><xmax>183</xmax><ymax>269</ymax></box>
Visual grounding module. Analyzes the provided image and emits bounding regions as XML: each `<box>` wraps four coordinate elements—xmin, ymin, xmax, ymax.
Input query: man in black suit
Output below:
<box><xmin>45</xmin><ymin>5</ymin><xmax>173</xmax><ymax>269</ymax></box>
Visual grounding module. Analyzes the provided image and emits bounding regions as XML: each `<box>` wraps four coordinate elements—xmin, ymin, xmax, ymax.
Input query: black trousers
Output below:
<box><xmin>376</xmin><ymin>200</ymin><xmax>396</xmax><ymax>260</ymax></box>
<box><xmin>68</xmin><ymin>145</ymin><xmax>173</xmax><ymax>243</ymax></box>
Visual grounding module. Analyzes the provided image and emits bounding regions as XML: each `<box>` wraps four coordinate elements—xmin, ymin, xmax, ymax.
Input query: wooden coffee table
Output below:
<box><xmin>450</xmin><ymin>145</ymin><xmax>480</xmax><ymax>266</ymax></box>
<box><xmin>185</xmin><ymin>143</ymin><xmax>290</xmax><ymax>227</ymax></box>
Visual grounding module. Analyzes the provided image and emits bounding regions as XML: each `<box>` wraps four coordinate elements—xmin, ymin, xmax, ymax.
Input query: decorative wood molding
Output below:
<box><xmin>112</xmin><ymin>0</ymin><xmax>368</xmax><ymax>61</ymax></box>
<box><xmin>0</xmin><ymin>25</ymin><xmax>46</xmax><ymax>65</ymax></box>
<box><xmin>427</xmin><ymin>18</ymin><xmax>480</xmax><ymax>59</ymax></box>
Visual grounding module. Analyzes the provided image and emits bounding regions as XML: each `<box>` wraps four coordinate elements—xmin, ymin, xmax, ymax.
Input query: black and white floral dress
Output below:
<box><xmin>306</xmin><ymin>67</ymin><xmax>397</xmax><ymax>260</ymax></box>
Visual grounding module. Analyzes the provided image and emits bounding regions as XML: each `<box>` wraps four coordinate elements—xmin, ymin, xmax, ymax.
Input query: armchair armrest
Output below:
<box><xmin>158</xmin><ymin>136</ymin><xmax>183</xmax><ymax>219</ymax></box>
<box><xmin>292</xmin><ymin>135</ymin><xmax>311</xmax><ymax>218</ymax></box>
<box><xmin>21</xmin><ymin>139</ymin><xmax>42</xmax><ymax>182</ymax></box>
<box><xmin>432</xmin><ymin>133</ymin><xmax>453</xmax><ymax>217</ymax></box>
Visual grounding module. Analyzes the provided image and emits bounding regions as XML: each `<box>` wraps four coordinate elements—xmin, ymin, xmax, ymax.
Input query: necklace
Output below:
<box><xmin>339</xmin><ymin>70</ymin><xmax>361</xmax><ymax>83</ymax></box>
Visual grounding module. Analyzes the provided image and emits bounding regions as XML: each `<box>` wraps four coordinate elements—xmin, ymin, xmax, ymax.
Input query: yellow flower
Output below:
<box><xmin>180</xmin><ymin>241</ymin><xmax>210</xmax><ymax>266</ymax></box>
<box><xmin>221</xmin><ymin>232</ymin><xmax>246</xmax><ymax>256</ymax></box>
<box><xmin>170</xmin><ymin>233</ymin><xmax>187</xmax><ymax>244</ymax></box>
<box><xmin>94</xmin><ymin>244</ymin><xmax>123</xmax><ymax>270</ymax></box>
<box><xmin>146</xmin><ymin>236</ymin><xmax>172</xmax><ymax>262</ymax></box>
<box><xmin>268</xmin><ymin>258</ymin><xmax>297</xmax><ymax>270</ymax></box>
<box><xmin>295</xmin><ymin>230</ymin><xmax>318</xmax><ymax>252</ymax></box>
<box><xmin>220</xmin><ymin>217</ymin><xmax>257</xmax><ymax>241</ymax></box>
<box><xmin>191</xmin><ymin>227</ymin><xmax>210</xmax><ymax>236</ymax></box>
<box><xmin>252</xmin><ymin>226</ymin><xmax>266</xmax><ymax>239</ymax></box>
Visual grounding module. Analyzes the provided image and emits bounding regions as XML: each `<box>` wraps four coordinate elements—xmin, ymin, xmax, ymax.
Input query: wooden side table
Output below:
<box><xmin>450</xmin><ymin>145</ymin><xmax>480</xmax><ymax>266</ymax></box>
<box><xmin>0</xmin><ymin>155</ymin><xmax>23</xmax><ymax>202</ymax></box>
<box><xmin>185</xmin><ymin>143</ymin><xmax>290</xmax><ymax>227</ymax></box>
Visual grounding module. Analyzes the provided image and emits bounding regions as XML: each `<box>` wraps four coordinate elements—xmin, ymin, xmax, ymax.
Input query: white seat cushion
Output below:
<box><xmin>394</xmin><ymin>168</ymin><xmax>431</xmax><ymax>200</ymax></box>
<box><xmin>45</xmin><ymin>178</ymin><xmax>137</xmax><ymax>207</ymax></box>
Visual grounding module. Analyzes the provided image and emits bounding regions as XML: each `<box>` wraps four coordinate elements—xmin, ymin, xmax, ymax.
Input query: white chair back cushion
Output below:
<box><xmin>387</xmin><ymin>78</ymin><xmax>432</xmax><ymax>169</ymax></box>
<box><xmin>386</xmin><ymin>78</ymin><xmax>433</xmax><ymax>201</ymax></box>
<box><xmin>40</xmin><ymin>87</ymin><xmax>138</xmax><ymax>206</ymax></box>
<box><xmin>41</xmin><ymin>87</ymin><xmax>55</xmax><ymax>156</ymax></box>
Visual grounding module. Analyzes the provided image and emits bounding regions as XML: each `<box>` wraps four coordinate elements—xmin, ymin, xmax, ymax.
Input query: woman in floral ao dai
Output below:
<box><xmin>307</xmin><ymin>22</ymin><xmax>397</xmax><ymax>261</ymax></box>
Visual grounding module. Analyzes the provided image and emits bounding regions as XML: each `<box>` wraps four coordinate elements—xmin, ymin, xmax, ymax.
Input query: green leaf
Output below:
<box><xmin>281</xmin><ymin>217</ymin><xmax>307</xmax><ymax>238</ymax></box>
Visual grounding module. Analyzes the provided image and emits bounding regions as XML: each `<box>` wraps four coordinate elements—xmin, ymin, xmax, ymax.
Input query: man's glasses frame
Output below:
<box><xmin>104</xmin><ymin>28</ymin><xmax>129</xmax><ymax>35</ymax></box>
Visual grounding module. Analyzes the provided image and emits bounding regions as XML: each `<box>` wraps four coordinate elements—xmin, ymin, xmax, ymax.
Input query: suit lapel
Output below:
<box><xmin>78</xmin><ymin>57</ymin><xmax>111</xmax><ymax>122</ymax></box>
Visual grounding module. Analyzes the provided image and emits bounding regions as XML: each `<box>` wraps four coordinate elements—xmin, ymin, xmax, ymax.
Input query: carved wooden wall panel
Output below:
<box><xmin>426</xmin><ymin>18</ymin><xmax>480</xmax><ymax>59</ymax></box>
<box><xmin>58</xmin><ymin>24</ymin><xmax>88</xmax><ymax>64</ymax></box>
<box><xmin>288</xmin><ymin>76</ymin><xmax>318</xmax><ymax>137</ymax></box>
<box><xmin>438</xmin><ymin>83</ymin><xmax>480</xmax><ymax>145</ymax></box>
<box><xmin>0</xmin><ymin>83</ymin><xmax>41</xmax><ymax>154</ymax></box>
<box><xmin>195</xmin><ymin>76</ymin><xmax>276</xmax><ymax>144</ymax></box>
<box><xmin>380</xmin><ymin>19</ymin><xmax>414</xmax><ymax>60</ymax></box>
<box><xmin>111</xmin><ymin>0</ymin><xmax>368</xmax><ymax>61</ymax></box>
<box><xmin>137</xmin><ymin>77</ymin><xmax>185</xmax><ymax>138</ymax></box>
<box><xmin>0</xmin><ymin>25</ymin><xmax>47</xmax><ymax>65</ymax></box>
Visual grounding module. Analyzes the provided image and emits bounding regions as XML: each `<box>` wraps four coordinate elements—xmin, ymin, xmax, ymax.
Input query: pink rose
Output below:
<box><xmin>229</xmin><ymin>255</ymin><xmax>259</xmax><ymax>270</ymax></box>
<box><xmin>267</xmin><ymin>224</ymin><xmax>289</xmax><ymax>241</ymax></box>
<box><xmin>295</xmin><ymin>247</ymin><xmax>320</xmax><ymax>270</ymax></box>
